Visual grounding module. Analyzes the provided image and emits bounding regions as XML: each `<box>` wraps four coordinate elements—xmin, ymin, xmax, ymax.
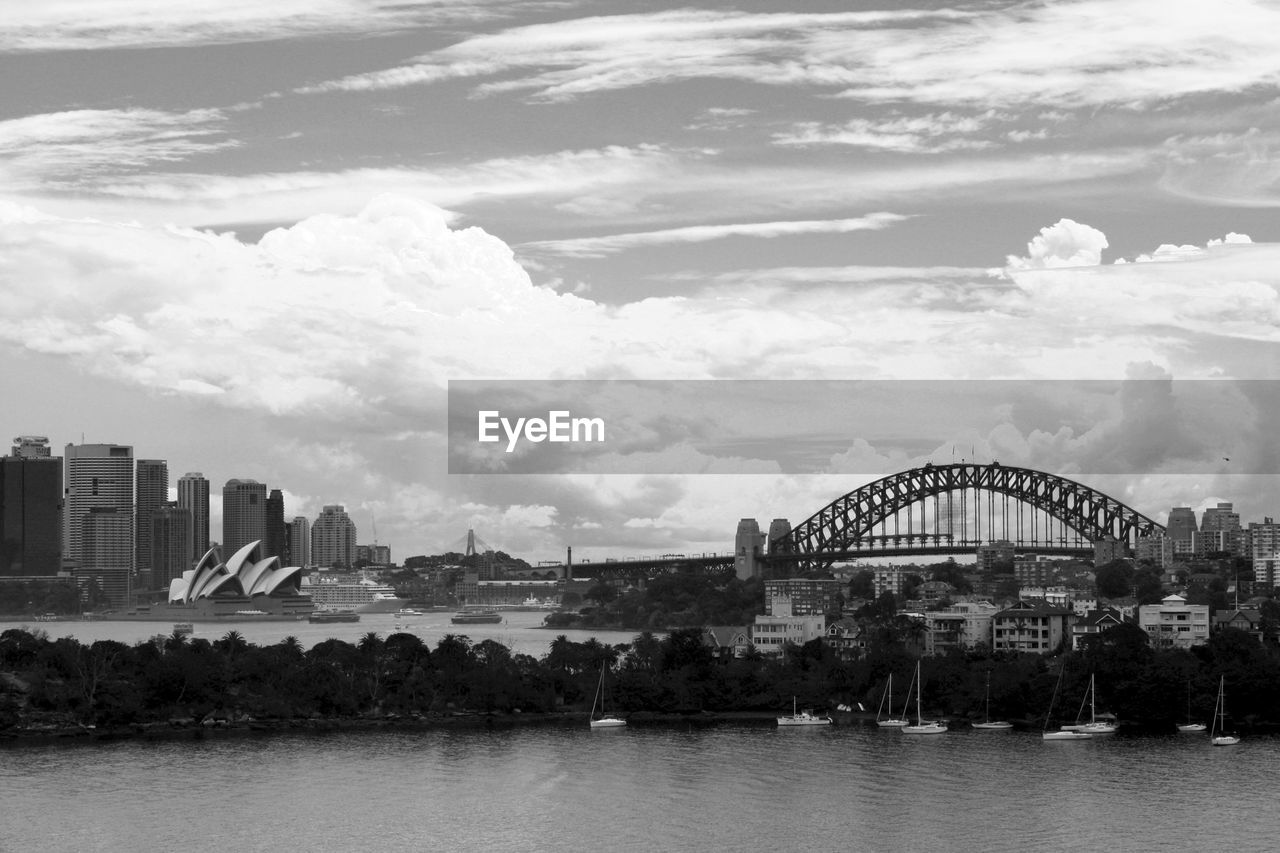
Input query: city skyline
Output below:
<box><xmin>1</xmin><ymin>2</ymin><xmax>1278</xmax><ymax>563</ymax></box>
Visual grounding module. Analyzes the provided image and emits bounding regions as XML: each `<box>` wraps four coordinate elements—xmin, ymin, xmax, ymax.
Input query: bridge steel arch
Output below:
<box><xmin>777</xmin><ymin>463</ymin><xmax>1165</xmax><ymax>568</ymax></box>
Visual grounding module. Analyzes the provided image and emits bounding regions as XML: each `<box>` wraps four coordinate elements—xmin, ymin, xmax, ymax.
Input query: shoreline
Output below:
<box><xmin>0</xmin><ymin>709</ymin><xmax>793</xmax><ymax>747</ymax></box>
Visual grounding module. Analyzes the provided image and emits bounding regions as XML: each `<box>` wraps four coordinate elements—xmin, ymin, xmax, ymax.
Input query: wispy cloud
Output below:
<box><xmin>773</xmin><ymin>113</ymin><xmax>1001</xmax><ymax>153</ymax></box>
<box><xmin>518</xmin><ymin>213</ymin><xmax>909</xmax><ymax>258</ymax></box>
<box><xmin>0</xmin><ymin>108</ymin><xmax>233</xmax><ymax>189</ymax></box>
<box><xmin>0</xmin><ymin>0</ymin><xmax>519</xmax><ymax>52</ymax></box>
<box><xmin>298</xmin><ymin>2</ymin><xmax>1280</xmax><ymax>111</ymax></box>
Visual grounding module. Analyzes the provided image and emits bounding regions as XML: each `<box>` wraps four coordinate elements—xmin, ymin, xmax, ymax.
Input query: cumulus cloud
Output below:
<box><xmin>1006</xmin><ymin>218</ymin><xmax>1109</xmax><ymax>269</ymax></box>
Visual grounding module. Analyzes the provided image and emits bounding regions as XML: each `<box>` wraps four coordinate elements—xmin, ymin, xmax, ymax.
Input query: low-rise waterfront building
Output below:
<box><xmin>1071</xmin><ymin>608</ymin><xmax>1127</xmax><ymax>650</ymax></box>
<box><xmin>1137</xmin><ymin>593</ymin><xmax>1210</xmax><ymax>649</ymax></box>
<box><xmin>1212</xmin><ymin>608</ymin><xmax>1263</xmax><ymax>644</ymax></box>
<box><xmin>751</xmin><ymin>613</ymin><xmax>826</xmax><ymax>654</ymax></box>
<box><xmin>991</xmin><ymin>599</ymin><xmax>1072</xmax><ymax>654</ymax></box>
<box><xmin>703</xmin><ymin>626</ymin><xmax>752</xmax><ymax>659</ymax></box>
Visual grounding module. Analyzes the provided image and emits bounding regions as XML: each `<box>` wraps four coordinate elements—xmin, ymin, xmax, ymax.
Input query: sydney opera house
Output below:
<box><xmin>120</xmin><ymin>541</ymin><xmax>314</xmax><ymax>621</ymax></box>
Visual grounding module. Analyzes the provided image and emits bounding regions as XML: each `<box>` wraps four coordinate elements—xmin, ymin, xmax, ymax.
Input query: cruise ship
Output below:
<box><xmin>303</xmin><ymin>575</ymin><xmax>407</xmax><ymax>613</ymax></box>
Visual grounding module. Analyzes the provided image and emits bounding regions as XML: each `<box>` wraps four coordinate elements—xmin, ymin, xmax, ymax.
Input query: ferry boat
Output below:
<box><xmin>308</xmin><ymin>610</ymin><xmax>361</xmax><ymax>624</ymax></box>
<box><xmin>450</xmin><ymin>610</ymin><xmax>504</xmax><ymax>625</ymax></box>
<box><xmin>172</xmin><ymin>623</ymin><xmax>194</xmax><ymax>636</ymax></box>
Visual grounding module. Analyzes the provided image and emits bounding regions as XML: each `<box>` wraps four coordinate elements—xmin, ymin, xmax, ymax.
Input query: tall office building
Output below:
<box><xmin>311</xmin><ymin>505</ymin><xmax>356</xmax><ymax>569</ymax></box>
<box><xmin>135</xmin><ymin>459</ymin><xmax>168</xmax><ymax>587</ymax></box>
<box><xmin>264</xmin><ymin>488</ymin><xmax>287</xmax><ymax>564</ymax></box>
<box><xmin>64</xmin><ymin>443</ymin><xmax>133</xmax><ymax>570</ymax></box>
<box><xmin>1198</xmin><ymin>502</ymin><xmax>1242</xmax><ymax>555</ymax></box>
<box><xmin>150</xmin><ymin>502</ymin><xmax>192</xmax><ymax>590</ymax></box>
<box><xmin>1166</xmin><ymin>507</ymin><xmax>1198</xmax><ymax>544</ymax></box>
<box><xmin>222</xmin><ymin>479</ymin><xmax>266</xmax><ymax>558</ymax></box>
<box><xmin>289</xmin><ymin>516</ymin><xmax>310</xmax><ymax>567</ymax></box>
<box><xmin>77</xmin><ymin>506</ymin><xmax>133</xmax><ymax>607</ymax></box>
<box><xmin>1</xmin><ymin>436</ymin><xmax>63</xmax><ymax>575</ymax></box>
<box><xmin>177</xmin><ymin>472</ymin><xmax>209</xmax><ymax>565</ymax></box>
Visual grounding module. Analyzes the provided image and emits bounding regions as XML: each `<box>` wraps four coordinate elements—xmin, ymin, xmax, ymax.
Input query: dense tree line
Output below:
<box><xmin>5</xmin><ymin>622</ymin><xmax>1280</xmax><ymax>736</ymax></box>
<box><xmin>548</xmin><ymin>574</ymin><xmax>767</xmax><ymax>630</ymax></box>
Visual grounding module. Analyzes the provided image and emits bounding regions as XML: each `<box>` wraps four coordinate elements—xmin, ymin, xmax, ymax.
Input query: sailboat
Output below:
<box><xmin>1177</xmin><ymin>679</ymin><xmax>1206</xmax><ymax>733</ymax></box>
<box><xmin>876</xmin><ymin>672</ymin><xmax>909</xmax><ymax>728</ymax></box>
<box><xmin>972</xmin><ymin>671</ymin><xmax>1013</xmax><ymax>730</ymax></box>
<box><xmin>777</xmin><ymin>696</ymin><xmax>832</xmax><ymax>726</ymax></box>
<box><xmin>1210</xmin><ymin>676</ymin><xmax>1240</xmax><ymax>746</ymax></box>
<box><xmin>589</xmin><ymin>662</ymin><xmax>626</xmax><ymax>729</ymax></box>
<box><xmin>1043</xmin><ymin>666</ymin><xmax>1092</xmax><ymax>740</ymax></box>
<box><xmin>1062</xmin><ymin>674</ymin><xmax>1117</xmax><ymax>734</ymax></box>
<box><xmin>902</xmin><ymin>661</ymin><xmax>947</xmax><ymax>734</ymax></box>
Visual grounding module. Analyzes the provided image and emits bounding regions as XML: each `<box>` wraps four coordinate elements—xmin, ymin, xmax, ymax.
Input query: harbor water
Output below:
<box><xmin>0</xmin><ymin>609</ymin><xmax>638</xmax><ymax>658</ymax></box>
<box><xmin>2</xmin><ymin>721</ymin><xmax>1274</xmax><ymax>852</ymax></box>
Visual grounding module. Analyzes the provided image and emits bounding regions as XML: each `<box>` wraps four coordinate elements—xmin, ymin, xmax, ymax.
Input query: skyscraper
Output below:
<box><xmin>135</xmin><ymin>459</ymin><xmax>168</xmax><ymax>588</ymax></box>
<box><xmin>222</xmin><ymin>479</ymin><xmax>266</xmax><ymax>558</ymax></box>
<box><xmin>264</xmin><ymin>488</ymin><xmax>287</xmax><ymax>564</ymax></box>
<box><xmin>311</xmin><ymin>505</ymin><xmax>356</xmax><ymax>569</ymax></box>
<box><xmin>1</xmin><ymin>436</ymin><xmax>62</xmax><ymax>575</ymax></box>
<box><xmin>177</xmin><ymin>472</ymin><xmax>209</xmax><ymax>565</ymax></box>
<box><xmin>289</xmin><ymin>516</ymin><xmax>310</xmax><ymax>567</ymax></box>
<box><xmin>64</xmin><ymin>443</ymin><xmax>133</xmax><ymax>570</ymax></box>
<box><xmin>151</xmin><ymin>502</ymin><xmax>192</xmax><ymax>590</ymax></box>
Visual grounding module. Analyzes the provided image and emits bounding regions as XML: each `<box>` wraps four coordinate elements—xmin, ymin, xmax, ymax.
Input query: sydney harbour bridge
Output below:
<box><xmin>563</xmin><ymin>463</ymin><xmax>1166</xmax><ymax>580</ymax></box>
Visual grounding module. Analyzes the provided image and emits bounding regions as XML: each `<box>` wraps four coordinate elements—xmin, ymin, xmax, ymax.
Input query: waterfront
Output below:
<box><xmin>0</xmin><ymin>610</ymin><xmax>640</xmax><ymax>658</ymax></box>
<box><xmin>2</xmin><ymin>723</ymin><xmax>1275</xmax><ymax>852</ymax></box>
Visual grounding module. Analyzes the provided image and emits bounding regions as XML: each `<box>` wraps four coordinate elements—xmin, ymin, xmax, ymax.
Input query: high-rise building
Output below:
<box><xmin>150</xmin><ymin>502</ymin><xmax>192</xmax><ymax>590</ymax></box>
<box><xmin>1</xmin><ymin>436</ymin><xmax>63</xmax><ymax>575</ymax></box>
<box><xmin>135</xmin><ymin>459</ymin><xmax>168</xmax><ymax>587</ymax></box>
<box><xmin>177</xmin><ymin>472</ymin><xmax>209</xmax><ymax>565</ymax></box>
<box><xmin>222</xmin><ymin>479</ymin><xmax>266</xmax><ymax>558</ymax></box>
<box><xmin>264</xmin><ymin>488</ymin><xmax>287</xmax><ymax>564</ymax></box>
<box><xmin>1166</xmin><ymin>507</ymin><xmax>1198</xmax><ymax>544</ymax></box>
<box><xmin>81</xmin><ymin>507</ymin><xmax>132</xmax><ymax>570</ymax></box>
<box><xmin>289</xmin><ymin>516</ymin><xmax>310</xmax><ymax>567</ymax></box>
<box><xmin>311</xmin><ymin>505</ymin><xmax>356</xmax><ymax>569</ymax></box>
<box><xmin>64</xmin><ymin>443</ymin><xmax>133</xmax><ymax>571</ymax></box>
<box><xmin>1251</xmin><ymin>517</ymin><xmax>1280</xmax><ymax>589</ymax></box>
<box><xmin>1198</xmin><ymin>502</ymin><xmax>1242</xmax><ymax>555</ymax></box>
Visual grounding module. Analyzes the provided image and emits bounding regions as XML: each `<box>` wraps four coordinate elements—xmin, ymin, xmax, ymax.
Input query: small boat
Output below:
<box><xmin>1062</xmin><ymin>674</ymin><xmax>1117</xmax><ymax>734</ymax></box>
<box><xmin>902</xmin><ymin>661</ymin><xmax>946</xmax><ymax>734</ymax></box>
<box><xmin>972</xmin><ymin>671</ymin><xmax>1012</xmax><ymax>730</ymax></box>
<box><xmin>1043</xmin><ymin>667</ymin><xmax>1092</xmax><ymax>741</ymax></box>
<box><xmin>777</xmin><ymin>697</ymin><xmax>832</xmax><ymax>727</ymax></box>
<box><xmin>589</xmin><ymin>661</ymin><xmax>626</xmax><ymax>729</ymax></box>
<box><xmin>876</xmin><ymin>672</ymin><xmax>910</xmax><ymax>728</ymax></box>
<box><xmin>397</xmin><ymin>608</ymin><xmax>425</xmax><ymax>616</ymax></box>
<box><xmin>1210</xmin><ymin>675</ymin><xmax>1240</xmax><ymax>746</ymax></box>
<box><xmin>1178</xmin><ymin>679</ymin><xmax>1206</xmax><ymax>732</ymax></box>
<box><xmin>450</xmin><ymin>610</ymin><xmax>503</xmax><ymax>625</ymax></box>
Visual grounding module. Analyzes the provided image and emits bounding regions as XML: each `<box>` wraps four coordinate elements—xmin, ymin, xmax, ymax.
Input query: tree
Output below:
<box><xmin>1095</xmin><ymin>560</ymin><xmax>1135</xmax><ymax>599</ymax></box>
<box><xmin>585</xmin><ymin>582</ymin><xmax>617</xmax><ymax>605</ymax></box>
<box><xmin>848</xmin><ymin>570</ymin><xmax>874</xmax><ymax>600</ymax></box>
<box><xmin>1133</xmin><ymin>568</ymin><xmax>1165</xmax><ymax>605</ymax></box>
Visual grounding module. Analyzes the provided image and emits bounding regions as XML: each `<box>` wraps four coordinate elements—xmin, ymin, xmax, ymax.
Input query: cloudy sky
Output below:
<box><xmin>1</xmin><ymin>0</ymin><xmax>1278</xmax><ymax>563</ymax></box>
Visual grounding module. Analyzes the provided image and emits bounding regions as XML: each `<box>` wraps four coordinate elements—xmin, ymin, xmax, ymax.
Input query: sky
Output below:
<box><xmin>1</xmin><ymin>0</ymin><xmax>1278</xmax><ymax>564</ymax></box>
